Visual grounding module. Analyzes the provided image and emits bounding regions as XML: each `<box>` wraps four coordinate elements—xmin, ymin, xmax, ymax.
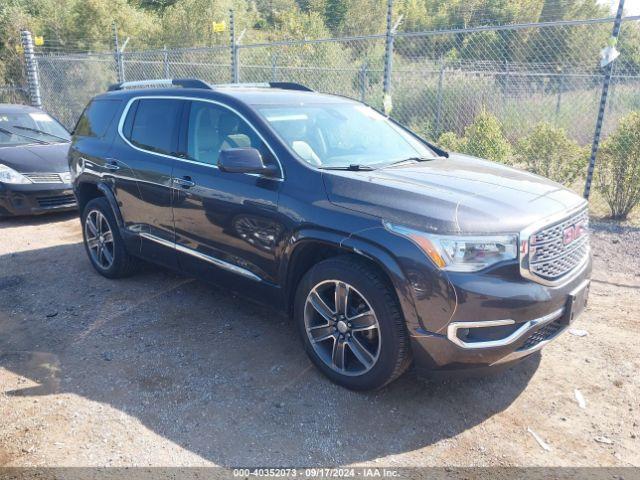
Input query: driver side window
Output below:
<box><xmin>186</xmin><ymin>101</ymin><xmax>275</xmax><ymax>169</ymax></box>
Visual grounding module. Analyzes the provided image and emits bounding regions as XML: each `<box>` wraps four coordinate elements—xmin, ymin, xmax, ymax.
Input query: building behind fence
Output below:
<box><xmin>14</xmin><ymin>4</ymin><xmax>640</xmax><ymax>207</ymax></box>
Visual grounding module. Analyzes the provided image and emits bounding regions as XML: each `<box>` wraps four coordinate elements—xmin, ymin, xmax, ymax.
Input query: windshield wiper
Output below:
<box><xmin>378</xmin><ymin>156</ymin><xmax>433</xmax><ymax>169</ymax></box>
<box><xmin>12</xmin><ymin>125</ymin><xmax>69</xmax><ymax>142</ymax></box>
<box><xmin>0</xmin><ymin>127</ymin><xmax>49</xmax><ymax>145</ymax></box>
<box><xmin>319</xmin><ymin>164</ymin><xmax>375</xmax><ymax>171</ymax></box>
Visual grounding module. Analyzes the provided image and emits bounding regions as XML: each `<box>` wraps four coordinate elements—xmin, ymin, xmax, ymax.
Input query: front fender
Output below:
<box><xmin>280</xmin><ymin>226</ymin><xmax>422</xmax><ymax>335</ymax></box>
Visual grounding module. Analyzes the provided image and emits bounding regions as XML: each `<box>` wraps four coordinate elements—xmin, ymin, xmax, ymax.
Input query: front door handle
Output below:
<box><xmin>172</xmin><ymin>176</ymin><xmax>195</xmax><ymax>188</ymax></box>
<box><xmin>104</xmin><ymin>158</ymin><xmax>120</xmax><ymax>171</ymax></box>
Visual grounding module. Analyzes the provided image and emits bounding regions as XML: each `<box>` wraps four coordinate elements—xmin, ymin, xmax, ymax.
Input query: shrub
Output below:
<box><xmin>596</xmin><ymin>111</ymin><xmax>640</xmax><ymax>220</ymax></box>
<box><xmin>515</xmin><ymin>122</ymin><xmax>587</xmax><ymax>185</ymax></box>
<box><xmin>436</xmin><ymin>110</ymin><xmax>512</xmax><ymax>164</ymax></box>
<box><xmin>437</xmin><ymin>131</ymin><xmax>464</xmax><ymax>152</ymax></box>
<box><xmin>462</xmin><ymin>110</ymin><xmax>512</xmax><ymax>163</ymax></box>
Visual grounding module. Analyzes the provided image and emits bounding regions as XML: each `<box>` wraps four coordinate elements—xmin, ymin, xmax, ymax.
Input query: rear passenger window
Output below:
<box><xmin>74</xmin><ymin>99</ymin><xmax>121</xmax><ymax>138</ymax></box>
<box><xmin>125</xmin><ymin>99</ymin><xmax>183</xmax><ymax>156</ymax></box>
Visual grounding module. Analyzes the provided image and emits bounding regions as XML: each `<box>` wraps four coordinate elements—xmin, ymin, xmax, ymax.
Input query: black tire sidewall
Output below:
<box><xmin>81</xmin><ymin>198</ymin><xmax>128</xmax><ymax>279</ymax></box>
<box><xmin>294</xmin><ymin>257</ymin><xmax>408</xmax><ymax>390</ymax></box>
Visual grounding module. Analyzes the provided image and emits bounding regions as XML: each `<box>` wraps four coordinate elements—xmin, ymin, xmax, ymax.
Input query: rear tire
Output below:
<box><xmin>82</xmin><ymin>197</ymin><xmax>139</xmax><ymax>278</ymax></box>
<box><xmin>294</xmin><ymin>256</ymin><xmax>411</xmax><ymax>390</ymax></box>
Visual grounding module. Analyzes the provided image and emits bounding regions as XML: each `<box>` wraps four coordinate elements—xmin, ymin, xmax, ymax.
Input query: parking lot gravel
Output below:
<box><xmin>0</xmin><ymin>212</ymin><xmax>639</xmax><ymax>468</ymax></box>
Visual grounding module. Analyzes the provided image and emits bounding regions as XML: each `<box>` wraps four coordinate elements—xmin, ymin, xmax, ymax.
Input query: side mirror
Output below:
<box><xmin>218</xmin><ymin>148</ymin><xmax>278</xmax><ymax>177</ymax></box>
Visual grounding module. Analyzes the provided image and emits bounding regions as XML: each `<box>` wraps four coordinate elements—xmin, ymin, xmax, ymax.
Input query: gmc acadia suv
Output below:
<box><xmin>69</xmin><ymin>79</ymin><xmax>591</xmax><ymax>390</ymax></box>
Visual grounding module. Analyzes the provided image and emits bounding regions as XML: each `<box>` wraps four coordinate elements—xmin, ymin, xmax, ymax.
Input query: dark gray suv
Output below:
<box><xmin>69</xmin><ymin>79</ymin><xmax>591</xmax><ymax>390</ymax></box>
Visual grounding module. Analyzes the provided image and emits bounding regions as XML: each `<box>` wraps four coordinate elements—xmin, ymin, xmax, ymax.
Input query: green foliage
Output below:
<box><xmin>461</xmin><ymin>109</ymin><xmax>512</xmax><ymax>162</ymax></box>
<box><xmin>437</xmin><ymin>131</ymin><xmax>464</xmax><ymax>152</ymax></box>
<box><xmin>436</xmin><ymin>110</ymin><xmax>512</xmax><ymax>163</ymax></box>
<box><xmin>596</xmin><ymin>112</ymin><xmax>640</xmax><ymax>220</ymax></box>
<box><xmin>324</xmin><ymin>0</ymin><xmax>347</xmax><ymax>32</ymax></box>
<box><xmin>515</xmin><ymin>122</ymin><xmax>586</xmax><ymax>185</ymax></box>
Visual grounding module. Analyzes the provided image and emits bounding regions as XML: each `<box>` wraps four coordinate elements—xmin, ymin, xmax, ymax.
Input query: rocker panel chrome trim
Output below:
<box><xmin>139</xmin><ymin>232</ymin><xmax>262</xmax><ymax>282</ymax></box>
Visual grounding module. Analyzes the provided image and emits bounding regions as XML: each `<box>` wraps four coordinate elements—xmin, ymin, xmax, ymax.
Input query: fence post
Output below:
<box><xmin>230</xmin><ymin>10</ymin><xmax>239</xmax><ymax>83</ymax></box>
<box><xmin>163</xmin><ymin>46</ymin><xmax>170</xmax><ymax>78</ymax></box>
<box><xmin>20</xmin><ymin>30</ymin><xmax>42</xmax><ymax>108</ymax></box>
<box><xmin>583</xmin><ymin>0</ymin><xmax>625</xmax><ymax>199</ymax></box>
<box><xmin>359</xmin><ymin>62</ymin><xmax>368</xmax><ymax>103</ymax></box>
<box><xmin>112</xmin><ymin>22</ymin><xmax>124</xmax><ymax>83</ymax></box>
<box><xmin>271</xmin><ymin>52</ymin><xmax>279</xmax><ymax>82</ymax></box>
<box><xmin>382</xmin><ymin>0</ymin><xmax>395</xmax><ymax>114</ymax></box>
<box><xmin>435</xmin><ymin>58</ymin><xmax>445</xmax><ymax>137</ymax></box>
<box><xmin>555</xmin><ymin>67</ymin><xmax>564</xmax><ymax>122</ymax></box>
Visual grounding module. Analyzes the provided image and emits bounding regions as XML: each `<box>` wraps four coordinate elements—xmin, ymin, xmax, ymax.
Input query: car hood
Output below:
<box><xmin>322</xmin><ymin>153</ymin><xmax>587</xmax><ymax>234</ymax></box>
<box><xmin>0</xmin><ymin>142</ymin><xmax>71</xmax><ymax>173</ymax></box>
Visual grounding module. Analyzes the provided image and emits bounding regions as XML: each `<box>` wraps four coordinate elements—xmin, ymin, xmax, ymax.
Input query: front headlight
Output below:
<box><xmin>0</xmin><ymin>164</ymin><xmax>31</xmax><ymax>184</ymax></box>
<box><xmin>385</xmin><ymin>222</ymin><xmax>518</xmax><ymax>272</ymax></box>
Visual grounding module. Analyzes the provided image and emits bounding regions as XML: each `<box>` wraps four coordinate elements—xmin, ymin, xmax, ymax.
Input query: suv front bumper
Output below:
<box><xmin>409</xmin><ymin>257</ymin><xmax>592</xmax><ymax>373</ymax></box>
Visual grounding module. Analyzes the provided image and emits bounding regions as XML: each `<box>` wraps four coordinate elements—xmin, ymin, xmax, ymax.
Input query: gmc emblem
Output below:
<box><xmin>563</xmin><ymin>221</ymin><xmax>586</xmax><ymax>245</ymax></box>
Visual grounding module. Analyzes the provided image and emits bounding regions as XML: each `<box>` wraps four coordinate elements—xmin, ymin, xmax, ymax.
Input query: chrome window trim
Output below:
<box><xmin>139</xmin><ymin>232</ymin><xmax>262</xmax><ymax>282</ymax></box>
<box><xmin>518</xmin><ymin>201</ymin><xmax>590</xmax><ymax>287</ymax></box>
<box><xmin>116</xmin><ymin>95</ymin><xmax>285</xmax><ymax>180</ymax></box>
<box><xmin>447</xmin><ymin>307</ymin><xmax>564</xmax><ymax>349</ymax></box>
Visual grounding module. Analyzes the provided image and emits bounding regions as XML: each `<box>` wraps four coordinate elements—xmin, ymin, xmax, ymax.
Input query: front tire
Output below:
<box><xmin>82</xmin><ymin>197</ymin><xmax>139</xmax><ymax>278</ymax></box>
<box><xmin>294</xmin><ymin>256</ymin><xmax>411</xmax><ymax>390</ymax></box>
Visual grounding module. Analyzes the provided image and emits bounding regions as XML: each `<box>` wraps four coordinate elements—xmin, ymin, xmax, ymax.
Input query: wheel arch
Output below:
<box><xmin>281</xmin><ymin>229</ymin><xmax>420</xmax><ymax>330</ymax></box>
<box><xmin>76</xmin><ymin>181</ymin><xmax>124</xmax><ymax>229</ymax></box>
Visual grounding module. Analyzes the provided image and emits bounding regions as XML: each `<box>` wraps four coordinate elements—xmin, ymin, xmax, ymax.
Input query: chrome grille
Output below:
<box><xmin>24</xmin><ymin>173</ymin><xmax>63</xmax><ymax>183</ymax></box>
<box><xmin>528</xmin><ymin>208</ymin><xmax>590</xmax><ymax>282</ymax></box>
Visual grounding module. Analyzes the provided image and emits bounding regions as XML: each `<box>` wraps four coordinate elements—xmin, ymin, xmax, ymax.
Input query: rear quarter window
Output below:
<box><xmin>123</xmin><ymin>98</ymin><xmax>183</xmax><ymax>156</ymax></box>
<box><xmin>74</xmin><ymin>99</ymin><xmax>121</xmax><ymax>138</ymax></box>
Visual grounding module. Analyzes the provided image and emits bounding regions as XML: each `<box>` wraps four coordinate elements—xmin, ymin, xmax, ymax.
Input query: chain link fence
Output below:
<box><xmin>0</xmin><ymin>86</ymin><xmax>28</xmax><ymax>104</ymax></box>
<box><xmin>14</xmin><ymin>11</ymin><xmax>640</xmax><ymax>217</ymax></box>
<box><xmin>28</xmin><ymin>17</ymin><xmax>640</xmax><ymax>143</ymax></box>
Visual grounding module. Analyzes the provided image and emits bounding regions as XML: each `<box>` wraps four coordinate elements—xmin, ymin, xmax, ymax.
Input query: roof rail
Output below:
<box><xmin>107</xmin><ymin>78</ymin><xmax>313</xmax><ymax>93</ymax></box>
<box><xmin>108</xmin><ymin>78</ymin><xmax>212</xmax><ymax>91</ymax></box>
<box><xmin>268</xmin><ymin>82</ymin><xmax>313</xmax><ymax>92</ymax></box>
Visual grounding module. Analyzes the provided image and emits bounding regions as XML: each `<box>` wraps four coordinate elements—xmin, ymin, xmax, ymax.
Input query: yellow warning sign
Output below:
<box><xmin>212</xmin><ymin>21</ymin><xmax>226</xmax><ymax>33</ymax></box>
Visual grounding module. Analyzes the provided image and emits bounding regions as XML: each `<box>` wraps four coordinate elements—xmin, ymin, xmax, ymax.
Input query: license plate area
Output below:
<box><xmin>565</xmin><ymin>279</ymin><xmax>590</xmax><ymax>324</ymax></box>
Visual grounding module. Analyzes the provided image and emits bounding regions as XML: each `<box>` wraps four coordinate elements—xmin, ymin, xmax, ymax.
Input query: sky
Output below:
<box><xmin>601</xmin><ymin>0</ymin><xmax>640</xmax><ymax>15</ymax></box>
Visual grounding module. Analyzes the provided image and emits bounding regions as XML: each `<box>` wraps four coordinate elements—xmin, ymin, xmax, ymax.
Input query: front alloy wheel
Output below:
<box><xmin>295</xmin><ymin>256</ymin><xmax>411</xmax><ymax>390</ymax></box>
<box><xmin>304</xmin><ymin>280</ymin><xmax>381</xmax><ymax>376</ymax></box>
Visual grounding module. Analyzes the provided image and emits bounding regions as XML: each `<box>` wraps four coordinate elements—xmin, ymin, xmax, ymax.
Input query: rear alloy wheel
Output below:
<box><xmin>84</xmin><ymin>210</ymin><xmax>115</xmax><ymax>270</ymax></box>
<box><xmin>82</xmin><ymin>197</ymin><xmax>139</xmax><ymax>278</ymax></box>
<box><xmin>295</xmin><ymin>256</ymin><xmax>411</xmax><ymax>390</ymax></box>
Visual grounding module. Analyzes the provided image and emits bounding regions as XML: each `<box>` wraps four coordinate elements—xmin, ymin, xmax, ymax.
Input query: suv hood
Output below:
<box><xmin>0</xmin><ymin>143</ymin><xmax>71</xmax><ymax>173</ymax></box>
<box><xmin>322</xmin><ymin>153</ymin><xmax>586</xmax><ymax>234</ymax></box>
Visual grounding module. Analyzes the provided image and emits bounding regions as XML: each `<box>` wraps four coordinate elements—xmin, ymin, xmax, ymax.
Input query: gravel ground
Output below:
<box><xmin>0</xmin><ymin>212</ymin><xmax>638</xmax><ymax>468</ymax></box>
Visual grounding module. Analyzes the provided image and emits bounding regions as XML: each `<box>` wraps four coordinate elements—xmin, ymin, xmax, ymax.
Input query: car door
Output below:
<box><xmin>109</xmin><ymin>97</ymin><xmax>186</xmax><ymax>268</ymax></box>
<box><xmin>171</xmin><ymin>99</ymin><xmax>284</xmax><ymax>294</ymax></box>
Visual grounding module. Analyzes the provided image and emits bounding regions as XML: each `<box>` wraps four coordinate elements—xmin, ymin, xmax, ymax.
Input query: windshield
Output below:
<box><xmin>257</xmin><ymin>103</ymin><xmax>435</xmax><ymax>168</ymax></box>
<box><xmin>0</xmin><ymin>110</ymin><xmax>70</xmax><ymax>147</ymax></box>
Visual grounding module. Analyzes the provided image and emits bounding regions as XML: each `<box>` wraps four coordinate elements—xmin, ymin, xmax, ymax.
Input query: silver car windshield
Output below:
<box><xmin>257</xmin><ymin>103</ymin><xmax>435</xmax><ymax>169</ymax></box>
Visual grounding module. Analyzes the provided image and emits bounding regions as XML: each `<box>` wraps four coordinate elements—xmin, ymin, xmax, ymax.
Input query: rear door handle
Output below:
<box><xmin>172</xmin><ymin>176</ymin><xmax>195</xmax><ymax>188</ymax></box>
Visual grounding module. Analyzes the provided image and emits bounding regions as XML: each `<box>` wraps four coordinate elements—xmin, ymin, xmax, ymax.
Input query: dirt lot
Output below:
<box><xmin>0</xmin><ymin>212</ymin><xmax>638</xmax><ymax>468</ymax></box>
